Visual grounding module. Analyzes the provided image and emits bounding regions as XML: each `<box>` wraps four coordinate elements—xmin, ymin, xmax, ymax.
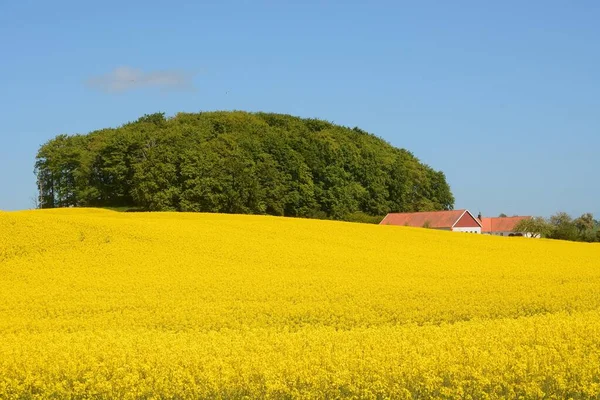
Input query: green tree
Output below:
<box><xmin>547</xmin><ymin>212</ymin><xmax>578</xmax><ymax>241</ymax></box>
<box><xmin>574</xmin><ymin>213</ymin><xmax>595</xmax><ymax>242</ymax></box>
<box><xmin>35</xmin><ymin>111</ymin><xmax>455</xmax><ymax>220</ymax></box>
<box><xmin>34</xmin><ymin>134</ymin><xmax>92</xmax><ymax>208</ymax></box>
<box><xmin>513</xmin><ymin>217</ymin><xmax>550</xmax><ymax>238</ymax></box>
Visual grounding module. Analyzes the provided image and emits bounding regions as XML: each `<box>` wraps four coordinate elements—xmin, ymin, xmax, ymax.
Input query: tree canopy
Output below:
<box><xmin>514</xmin><ymin>212</ymin><xmax>599</xmax><ymax>242</ymax></box>
<box><xmin>513</xmin><ymin>217</ymin><xmax>551</xmax><ymax>239</ymax></box>
<box><xmin>35</xmin><ymin>111</ymin><xmax>454</xmax><ymax>221</ymax></box>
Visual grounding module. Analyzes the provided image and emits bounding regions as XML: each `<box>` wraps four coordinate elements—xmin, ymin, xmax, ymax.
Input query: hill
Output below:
<box><xmin>1</xmin><ymin>209</ymin><xmax>600</xmax><ymax>398</ymax></box>
<box><xmin>34</xmin><ymin>111</ymin><xmax>454</xmax><ymax>220</ymax></box>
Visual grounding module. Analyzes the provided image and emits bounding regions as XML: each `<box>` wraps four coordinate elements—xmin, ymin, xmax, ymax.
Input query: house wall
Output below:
<box><xmin>485</xmin><ymin>231</ymin><xmax>537</xmax><ymax>238</ymax></box>
<box><xmin>452</xmin><ymin>227</ymin><xmax>481</xmax><ymax>234</ymax></box>
<box><xmin>454</xmin><ymin>212</ymin><xmax>481</xmax><ymax>228</ymax></box>
<box><xmin>452</xmin><ymin>211</ymin><xmax>481</xmax><ymax>233</ymax></box>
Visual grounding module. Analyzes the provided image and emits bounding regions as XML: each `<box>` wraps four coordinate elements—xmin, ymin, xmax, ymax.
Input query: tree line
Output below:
<box><xmin>35</xmin><ymin>111</ymin><xmax>454</xmax><ymax>221</ymax></box>
<box><xmin>514</xmin><ymin>212</ymin><xmax>600</xmax><ymax>242</ymax></box>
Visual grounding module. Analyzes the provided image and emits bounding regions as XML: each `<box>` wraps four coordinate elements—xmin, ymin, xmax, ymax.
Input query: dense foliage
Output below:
<box><xmin>35</xmin><ymin>111</ymin><xmax>454</xmax><ymax>220</ymax></box>
<box><xmin>514</xmin><ymin>212</ymin><xmax>600</xmax><ymax>242</ymax></box>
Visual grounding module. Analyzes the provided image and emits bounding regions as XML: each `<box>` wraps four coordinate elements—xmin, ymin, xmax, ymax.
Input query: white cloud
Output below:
<box><xmin>86</xmin><ymin>66</ymin><xmax>196</xmax><ymax>93</ymax></box>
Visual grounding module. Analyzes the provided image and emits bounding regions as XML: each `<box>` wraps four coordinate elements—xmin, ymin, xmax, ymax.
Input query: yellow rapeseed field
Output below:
<box><xmin>1</xmin><ymin>208</ymin><xmax>600</xmax><ymax>399</ymax></box>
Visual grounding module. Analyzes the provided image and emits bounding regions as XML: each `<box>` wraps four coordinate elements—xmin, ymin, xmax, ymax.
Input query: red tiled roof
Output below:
<box><xmin>380</xmin><ymin>210</ymin><xmax>481</xmax><ymax>228</ymax></box>
<box><xmin>480</xmin><ymin>216</ymin><xmax>532</xmax><ymax>233</ymax></box>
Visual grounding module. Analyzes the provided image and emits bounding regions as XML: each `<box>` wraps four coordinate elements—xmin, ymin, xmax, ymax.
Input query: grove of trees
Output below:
<box><xmin>35</xmin><ymin>111</ymin><xmax>454</xmax><ymax>222</ymax></box>
<box><xmin>514</xmin><ymin>212</ymin><xmax>600</xmax><ymax>242</ymax></box>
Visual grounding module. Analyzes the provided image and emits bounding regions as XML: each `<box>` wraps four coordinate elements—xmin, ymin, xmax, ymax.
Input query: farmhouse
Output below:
<box><xmin>479</xmin><ymin>215</ymin><xmax>534</xmax><ymax>237</ymax></box>
<box><xmin>380</xmin><ymin>209</ymin><xmax>482</xmax><ymax>233</ymax></box>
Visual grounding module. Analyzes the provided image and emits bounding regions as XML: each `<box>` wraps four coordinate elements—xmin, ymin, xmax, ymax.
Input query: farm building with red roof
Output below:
<box><xmin>479</xmin><ymin>216</ymin><xmax>534</xmax><ymax>237</ymax></box>
<box><xmin>379</xmin><ymin>209</ymin><xmax>482</xmax><ymax>234</ymax></box>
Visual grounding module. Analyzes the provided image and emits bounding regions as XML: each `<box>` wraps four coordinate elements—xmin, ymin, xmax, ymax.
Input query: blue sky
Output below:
<box><xmin>1</xmin><ymin>0</ymin><xmax>598</xmax><ymax>217</ymax></box>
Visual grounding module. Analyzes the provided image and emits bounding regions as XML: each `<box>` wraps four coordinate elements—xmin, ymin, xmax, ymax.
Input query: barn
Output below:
<box><xmin>379</xmin><ymin>209</ymin><xmax>482</xmax><ymax>233</ymax></box>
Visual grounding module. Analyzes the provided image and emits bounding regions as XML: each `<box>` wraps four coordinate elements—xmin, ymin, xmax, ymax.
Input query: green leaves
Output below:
<box><xmin>34</xmin><ymin>111</ymin><xmax>455</xmax><ymax>220</ymax></box>
<box><xmin>514</xmin><ymin>213</ymin><xmax>600</xmax><ymax>242</ymax></box>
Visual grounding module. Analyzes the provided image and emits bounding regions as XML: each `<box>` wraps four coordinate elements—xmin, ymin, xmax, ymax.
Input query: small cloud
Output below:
<box><xmin>86</xmin><ymin>66</ymin><xmax>196</xmax><ymax>93</ymax></box>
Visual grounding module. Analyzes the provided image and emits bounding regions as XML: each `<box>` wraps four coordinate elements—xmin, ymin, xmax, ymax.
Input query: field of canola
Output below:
<box><xmin>1</xmin><ymin>208</ymin><xmax>600</xmax><ymax>399</ymax></box>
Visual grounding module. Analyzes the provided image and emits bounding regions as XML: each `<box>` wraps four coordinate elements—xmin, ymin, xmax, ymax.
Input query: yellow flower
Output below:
<box><xmin>0</xmin><ymin>208</ymin><xmax>599</xmax><ymax>398</ymax></box>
